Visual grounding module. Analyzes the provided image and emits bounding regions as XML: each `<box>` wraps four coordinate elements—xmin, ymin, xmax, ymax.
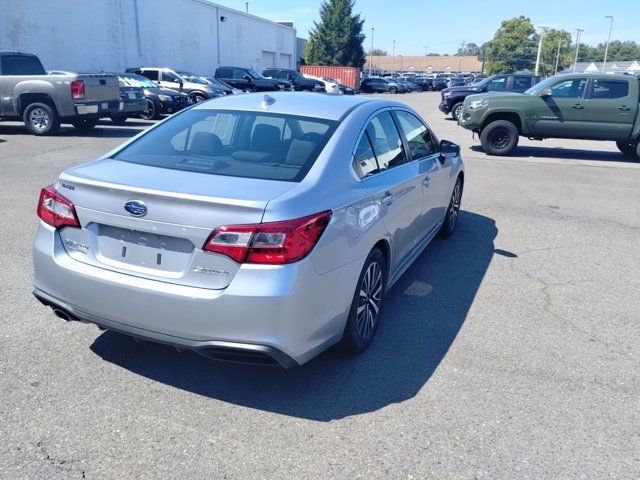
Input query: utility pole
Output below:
<box><xmin>245</xmin><ymin>2</ymin><xmax>248</xmax><ymax>13</ymax></box>
<box><xmin>602</xmin><ymin>16</ymin><xmax>614</xmax><ymax>72</ymax></box>
<box><xmin>392</xmin><ymin>40</ymin><xmax>396</xmax><ymax>73</ymax></box>
<box><xmin>554</xmin><ymin>37</ymin><xmax>562</xmax><ymax>74</ymax></box>
<box><xmin>534</xmin><ymin>26</ymin><xmax>548</xmax><ymax>76</ymax></box>
<box><xmin>424</xmin><ymin>45</ymin><xmax>428</xmax><ymax>74</ymax></box>
<box><xmin>458</xmin><ymin>41</ymin><xmax>466</xmax><ymax>72</ymax></box>
<box><xmin>399</xmin><ymin>54</ymin><xmax>403</xmax><ymax>71</ymax></box>
<box><xmin>573</xmin><ymin>29</ymin><xmax>583</xmax><ymax>73</ymax></box>
<box><xmin>369</xmin><ymin>27</ymin><xmax>375</xmax><ymax>76</ymax></box>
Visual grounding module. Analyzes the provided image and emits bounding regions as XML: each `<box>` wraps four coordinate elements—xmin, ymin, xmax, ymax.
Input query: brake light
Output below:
<box><xmin>203</xmin><ymin>211</ymin><xmax>332</xmax><ymax>264</ymax></box>
<box><xmin>71</xmin><ymin>80</ymin><xmax>85</xmax><ymax>99</ymax></box>
<box><xmin>37</xmin><ymin>185</ymin><xmax>80</xmax><ymax>228</ymax></box>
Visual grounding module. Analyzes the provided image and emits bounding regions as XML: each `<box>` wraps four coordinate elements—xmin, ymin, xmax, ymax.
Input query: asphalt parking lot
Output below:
<box><xmin>1</xmin><ymin>92</ymin><xmax>639</xmax><ymax>479</ymax></box>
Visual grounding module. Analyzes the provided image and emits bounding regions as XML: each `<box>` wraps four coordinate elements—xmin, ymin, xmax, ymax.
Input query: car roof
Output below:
<box><xmin>192</xmin><ymin>91</ymin><xmax>379</xmax><ymax>121</ymax></box>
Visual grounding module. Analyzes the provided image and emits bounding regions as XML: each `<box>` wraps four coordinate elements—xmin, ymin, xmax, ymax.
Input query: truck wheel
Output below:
<box><xmin>23</xmin><ymin>103</ymin><xmax>60</xmax><ymax>136</ymax></box>
<box><xmin>71</xmin><ymin>118</ymin><xmax>98</xmax><ymax>131</ymax></box>
<box><xmin>109</xmin><ymin>115</ymin><xmax>128</xmax><ymax>125</ymax></box>
<box><xmin>616</xmin><ymin>140</ymin><xmax>637</xmax><ymax>156</ymax></box>
<box><xmin>451</xmin><ymin>102</ymin><xmax>464</xmax><ymax>121</ymax></box>
<box><xmin>480</xmin><ymin>120</ymin><xmax>519</xmax><ymax>156</ymax></box>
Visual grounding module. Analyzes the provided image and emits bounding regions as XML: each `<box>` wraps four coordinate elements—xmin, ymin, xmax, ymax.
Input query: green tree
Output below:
<box><xmin>485</xmin><ymin>16</ymin><xmax>536</xmax><ymax>73</ymax></box>
<box><xmin>370</xmin><ymin>48</ymin><xmax>387</xmax><ymax>56</ymax></box>
<box><xmin>457</xmin><ymin>42</ymin><xmax>481</xmax><ymax>56</ymax></box>
<box><xmin>306</xmin><ymin>0</ymin><xmax>366</xmax><ymax>67</ymax></box>
<box><xmin>539</xmin><ymin>28</ymin><xmax>573</xmax><ymax>74</ymax></box>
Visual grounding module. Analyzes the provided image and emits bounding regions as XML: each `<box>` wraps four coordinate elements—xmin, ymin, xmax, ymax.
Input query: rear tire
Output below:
<box><xmin>451</xmin><ymin>102</ymin><xmax>463</xmax><ymax>121</ymax></box>
<box><xmin>23</xmin><ymin>102</ymin><xmax>60</xmax><ymax>136</ymax></box>
<box><xmin>389</xmin><ymin>86</ymin><xmax>398</xmax><ymax>94</ymax></box>
<box><xmin>616</xmin><ymin>139</ymin><xmax>637</xmax><ymax>156</ymax></box>
<box><xmin>139</xmin><ymin>99</ymin><xmax>160</xmax><ymax>120</ymax></box>
<box><xmin>480</xmin><ymin>120</ymin><xmax>519</xmax><ymax>156</ymax></box>
<box><xmin>71</xmin><ymin>118</ymin><xmax>98</xmax><ymax>131</ymax></box>
<box><xmin>340</xmin><ymin>248</ymin><xmax>387</xmax><ymax>353</ymax></box>
<box><xmin>416</xmin><ymin>86</ymin><xmax>423</xmax><ymax>92</ymax></box>
<box><xmin>192</xmin><ymin>93</ymin><xmax>206</xmax><ymax>103</ymax></box>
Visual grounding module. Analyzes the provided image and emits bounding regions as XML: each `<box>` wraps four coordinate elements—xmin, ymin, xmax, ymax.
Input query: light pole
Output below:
<box><xmin>369</xmin><ymin>27</ymin><xmax>375</xmax><ymax>76</ymax></box>
<box><xmin>392</xmin><ymin>40</ymin><xmax>396</xmax><ymax>73</ymax></box>
<box><xmin>458</xmin><ymin>41</ymin><xmax>466</xmax><ymax>72</ymax></box>
<box><xmin>424</xmin><ymin>45</ymin><xmax>429</xmax><ymax>74</ymax></box>
<box><xmin>554</xmin><ymin>37</ymin><xmax>562</xmax><ymax>74</ymax></box>
<box><xmin>399</xmin><ymin>54</ymin><xmax>403</xmax><ymax>71</ymax></box>
<box><xmin>602</xmin><ymin>16</ymin><xmax>614</xmax><ymax>72</ymax></box>
<box><xmin>573</xmin><ymin>28</ymin><xmax>583</xmax><ymax>73</ymax></box>
<box><xmin>534</xmin><ymin>26</ymin><xmax>548</xmax><ymax>76</ymax></box>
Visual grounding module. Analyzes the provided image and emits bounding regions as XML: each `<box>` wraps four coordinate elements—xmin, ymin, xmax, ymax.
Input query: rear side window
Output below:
<box><xmin>394</xmin><ymin>111</ymin><xmax>437</xmax><ymax>160</ymax></box>
<box><xmin>115</xmin><ymin>109</ymin><xmax>337</xmax><ymax>182</ymax></box>
<box><xmin>0</xmin><ymin>55</ymin><xmax>46</xmax><ymax>75</ymax></box>
<box><xmin>216</xmin><ymin>68</ymin><xmax>231</xmax><ymax>78</ymax></box>
<box><xmin>353</xmin><ymin>133</ymin><xmax>379</xmax><ymax>178</ymax></box>
<box><xmin>366</xmin><ymin>111</ymin><xmax>407</xmax><ymax>170</ymax></box>
<box><xmin>591</xmin><ymin>80</ymin><xmax>629</xmax><ymax>99</ymax></box>
<box><xmin>512</xmin><ymin>76</ymin><xmax>532</xmax><ymax>91</ymax></box>
<box><xmin>486</xmin><ymin>77</ymin><xmax>507</xmax><ymax>91</ymax></box>
<box><xmin>141</xmin><ymin>70</ymin><xmax>158</xmax><ymax>81</ymax></box>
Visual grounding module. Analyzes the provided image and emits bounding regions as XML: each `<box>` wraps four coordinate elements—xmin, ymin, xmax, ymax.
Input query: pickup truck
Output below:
<box><xmin>0</xmin><ymin>51</ymin><xmax>120</xmax><ymax>135</ymax></box>
<box><xmin>440</xmin><ymin>73</ymin><xmax>540</xmax><ymax>121</ymax></box>
<box><xmin>458</xmin><ymin>73</ymin><xmax>640</xmax><ymax>158</ymax></box>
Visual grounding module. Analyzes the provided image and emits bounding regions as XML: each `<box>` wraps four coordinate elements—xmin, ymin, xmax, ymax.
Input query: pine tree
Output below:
<box><xmin>306</xmin><ymin>0</ymin><xmax>366</xmax><ymax>68</ymax></box>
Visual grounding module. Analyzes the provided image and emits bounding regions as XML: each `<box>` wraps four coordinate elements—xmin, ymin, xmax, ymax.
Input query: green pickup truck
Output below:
<box><xmin>458</xmin><ymin>73</ymin><xmax>640</xmax><ymax>158</ymax></box>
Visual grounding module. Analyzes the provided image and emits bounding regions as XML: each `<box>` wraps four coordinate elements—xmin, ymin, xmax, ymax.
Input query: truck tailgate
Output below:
<box><xmin>77</xmin><ymin>74</ymin><xmax>120</xmax><ymax>102</ymax></box>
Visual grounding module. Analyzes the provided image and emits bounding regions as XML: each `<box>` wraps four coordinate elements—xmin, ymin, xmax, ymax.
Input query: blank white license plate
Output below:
<box><xmin>101</xmin><ymin>102</ymin><xmax>108</xmax><ymax>109</ymax></box>
<box><xmin>127</xmin><ymin>92</ymin><xmax>136</xmax><ymax>100</ymax></box>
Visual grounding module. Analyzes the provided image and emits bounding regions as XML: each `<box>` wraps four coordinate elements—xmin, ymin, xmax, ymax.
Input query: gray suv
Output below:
<box><xmin>0</xmin><ymin>51</ymin><xmax>120</xmax><ymax>135</ymax></box>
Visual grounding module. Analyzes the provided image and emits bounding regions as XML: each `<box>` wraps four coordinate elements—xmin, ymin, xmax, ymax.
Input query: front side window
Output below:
<box><xmin>162</xmin><ymin>71</ymin><xmax>181</xmax><ymax>83</ymax></box>
<box><xmin>115</xmin><ymin>110</ymin><xmax>337</xmax><ymax>182</ymax></box>
<box><xmin>486</xmin><ymin>77</ymin><xmax>507</xmax><ymax>91</ymax></box>
<box><xmin>394</xmin><ymin>111</ymin><xmax>437</xmax><ymax>160</ymax></box>
<box><xmin>550</xmin><ymin>79</ymin><xmax>587</xmax><ymax>98</ymax></box>
<box><xmin>591</xmin><ymin>80</ymin><xmax>629</xmax><ymax>99</ymax></box>
<box><xmin>233</xmin><ymin>69</ymin><xmax>248</xmax><ymax>79</ymax></box>
<box><xmin>365</xmin><ymin>111</ymin><xmax>407</xmax><ymax>171</ymax></box>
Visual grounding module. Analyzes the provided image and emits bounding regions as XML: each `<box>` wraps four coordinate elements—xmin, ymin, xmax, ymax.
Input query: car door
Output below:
<box><xmin>394</xmin><ymin>110</ymin><xmax>451</xmax><ymax>233</ymax></box>
<box><xmin>158</xmin><ymin>71</ymin><xmax>182</xmax><ymax>91</ymax></box>
<box><xmin>529</xmin><ymin>77</ymin><xmax>588</xmax><ymax>136</ymax></box>
<box><xmin>361</xmin><ymin>111</ymin><xmax>425</xmax><ymax>271</ymax></box>
<box><xmin>582</xmin><ymin>78</ymin><xmax>636</xmax><ymax>138</ymax></box>
<box><xmin>232</xmin><ymin>68</ymin><xmax>252</xmax><ymax>90</ymax></box>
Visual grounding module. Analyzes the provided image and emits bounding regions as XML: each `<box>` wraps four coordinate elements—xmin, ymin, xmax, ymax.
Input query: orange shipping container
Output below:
<box><xmin>299</xmin><ymin>66</ymin><xmax>361</xmax><ymax>90</ymax></box>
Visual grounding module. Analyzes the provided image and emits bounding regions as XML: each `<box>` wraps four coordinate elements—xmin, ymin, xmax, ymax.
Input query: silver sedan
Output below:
<box><xmin>33</xmin><ymin>92</ymin><xmax>464</xmax><ymax>367</ymax></box>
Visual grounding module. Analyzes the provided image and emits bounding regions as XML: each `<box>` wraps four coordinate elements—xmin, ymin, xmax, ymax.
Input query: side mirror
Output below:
<box><xmin>244</xmin><ymin>74</ymin><xmax>252</xmax><ymax>82</ymax></box>
<box><xmin>439</xmin><ymin>140</ymin><xmax>460</xmax><ymax>160</ymax></box>
<box><xmin>540</xmin><ymin>88</ymin><xmax>552</xmax><ymax>98</ymax></box>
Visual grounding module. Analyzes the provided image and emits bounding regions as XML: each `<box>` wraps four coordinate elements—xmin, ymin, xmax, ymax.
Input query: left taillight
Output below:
<box><xmin>203</xmin><ymin>211</ymin><xmax>332</xmax><ymax>265</ymax></box>
<box><xmin>37</xmin><ymin>185</ymin><xmax>80</xmax><ymax>228</ymax></box>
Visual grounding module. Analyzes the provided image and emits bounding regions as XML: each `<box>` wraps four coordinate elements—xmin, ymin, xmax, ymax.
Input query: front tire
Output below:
<box><xmin>23</xmin><ymin>102</ymin><xmax>60</xmax><ymax>136</ymax></box>
<box><xmin>109</xmin><ymin>115</ymin><xmax>128</xmax><ymax>125</ymax></box>
<box><xmin>139</xmin><ymin>99</ymin><xmax>160</xmax><ymax>120</ymax></box>
<box><xmin>439</xmin><ymin>178</ymin><xmax>463</xmax><ymax>237</ymax></box>
<box><xmin>416</xmin><ymin>86</ymin><xmax>423</xmax><ymax>92</ymax></box>
<box><xmin>451</xmin><ymin>102</ymin><xmax>463</xmax><ymax>121</ymax></box>
<box><xmin>389</xmin><ymin>86</ymin><xmax>398</xmax><ymax>94</ymax></box>
<box><xmin>192</xmin><ymin>93</ymin><xmax>206</xmax><ymax>103</ymax></box>
<box><xmin>71</xmin><ymin>118</ymin><xmax>98</xmax><ymax>131</ymax></box>
<box><xmin>340</xmin><ymin>248</ymin><xmax>387</xmax><ymax>353</ymax></box>
<box><xmin>616</xmin><ymin>140</ymin><xmax>637</xmax><ymax>156</ymax></box>
<box><xmin>480</xmin><ymin>120</ymin><xmax>519</xmax><ymax>155</ymax></box>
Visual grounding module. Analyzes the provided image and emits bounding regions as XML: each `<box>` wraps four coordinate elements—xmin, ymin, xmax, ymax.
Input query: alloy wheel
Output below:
<box><xmin>448</xmin><ymin>182</ymin><xmax>462</xmax><ymax>230</ymax></box>
<box><xmin>489</xmin><ymin>127</ymin><xmax>511</xmax><ymax>150</ymax></box>
<box><xmin>29</xmin><ymin>108</ymin><xmax>49</xmax><ymax>132</ymax></box>
<box><xmin>356</xmin><ymin>261</ymin><xmax>383</xmax><ymax>339</ymax></box>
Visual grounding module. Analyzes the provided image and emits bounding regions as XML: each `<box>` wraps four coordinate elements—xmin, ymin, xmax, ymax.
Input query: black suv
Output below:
<box><xmin>262</xmin><ymin>68</ymin><xmax>324</xmax><ymax>92</ymax></box>
<box><xmin>214</xmin><ymin>66</ymin><xmax>291</xmax><ymax>92</ymax></box>
<box><xmin>439</xmin><ymin>73</ymin><xmax>541</xmax><ymax>120</ymax></box>
<box><xmin>411</xmin><ymin>77</ymin><xmax>448</xmax><ymax>92</ymax></box>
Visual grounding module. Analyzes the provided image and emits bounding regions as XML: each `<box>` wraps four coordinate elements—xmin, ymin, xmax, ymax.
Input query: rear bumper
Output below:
<box><xmin>74</xmin><ymin>100</ymin><xmax>121</xmax><ymax>117</ymax></box>
<box><xmin>33</xmin><ymin>224</ymin><xmax>358</xmax><ymax>367</ymax></box>
<box><xmin>117</xmin><ymin>99</ymin><xmax>147</xmax><ymax>115</ymax></box>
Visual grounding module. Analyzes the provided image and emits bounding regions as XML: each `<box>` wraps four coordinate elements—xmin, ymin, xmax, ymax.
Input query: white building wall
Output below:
<box><xmin>0</xmin><ymin>0</ymin><xmax>296</xmax><ymax>74</ymax></box>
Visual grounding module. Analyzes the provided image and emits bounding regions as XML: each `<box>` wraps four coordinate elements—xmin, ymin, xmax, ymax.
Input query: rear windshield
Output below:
<box><xmin>1</xmin><ymin>55</ymin><xmax>46</xmax><ymax>75</ymax></box>
<box><xmin>114</xmin><ymin>109</ymin><xmax>337</xmax><ymax>182</ymax></box>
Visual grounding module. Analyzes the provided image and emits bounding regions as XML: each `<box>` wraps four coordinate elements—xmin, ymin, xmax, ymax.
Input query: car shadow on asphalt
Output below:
<box><xmin>0</xmin><ymin>124</ymin><xmax>147</xmax><ymax>139</ymax></box>
<box><xmin>90</xmin><ymin>211</ymin><xmax>497</xmax><ymax>421</ymax></box>
<box><xmin>470</xmin><ymin>145</ymin><xmax>635</xmax><ymax>163</ymax></box>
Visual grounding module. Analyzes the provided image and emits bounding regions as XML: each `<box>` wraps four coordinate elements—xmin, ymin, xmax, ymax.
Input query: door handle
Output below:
<box><xmin>618</xmin><ymin>105</ymin><xmax>631</xmax><ymax>111</ymax></box>
<box><xmin>422</xmin><ymin>176</ymin><xmax>431</xmax><ymax>187</ymax></box>
<box><xmin>572</xmin><ymin>104</ymin><xmax>584</xmax><ymax>110</ymax></box>
<box><xmin>381</xmin><ymin>191</ymin><xmax>395</xmax><ymax>206</ymax></box>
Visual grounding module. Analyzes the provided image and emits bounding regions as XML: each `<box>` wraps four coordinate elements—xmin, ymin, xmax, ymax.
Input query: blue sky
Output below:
<box><xmin>214</xmin><ymin>0</ymin><xmax>639</xmax><ymax>55</ymax></box>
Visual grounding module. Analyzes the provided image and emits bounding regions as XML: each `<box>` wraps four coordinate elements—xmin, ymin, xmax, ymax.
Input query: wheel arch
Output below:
<box><xmin>482</xmin><ymin>111</ymin><xmax>523</xmax><ymax>134</ymax></box>
<box><xmin>17</xmin><ymin>92</ymin><xmax>58</xmax><ymax>116</ymax></box>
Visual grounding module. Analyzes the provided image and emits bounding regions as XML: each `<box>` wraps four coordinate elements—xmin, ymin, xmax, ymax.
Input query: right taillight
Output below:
<box><xmin>70</xmin><ymin>80</ymin><xmax>85</xmax><ymax>99</ymax></box>
<box><xmin>37</xmin><ymin>185</ymin><xmax>80</xmax><ymax>228</ymax></box>
<box><xmin>203</xmin><ymin>211</ymin><xmax>332</xmax><ymax>265</ymax></box>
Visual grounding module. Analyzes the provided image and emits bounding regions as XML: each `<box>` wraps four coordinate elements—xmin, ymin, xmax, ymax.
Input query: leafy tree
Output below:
<box><xmin>306</xmin><ymin>0</ymin><xmax>366</xmax><ymax>67</ymax></box>
<box><xmin>457</xmin><ymin>42</ymin><xmax>481</xmax><ymax>56</ymax></box>
<box><xmin>485</xmin><ymin>16</ymin><xmax>536</xmax><ymax>73</ymax></box>
<box><xmin>578</xmin><ymin>40</ymin><xmax>640</xmax><ymax>63</ymax></box>
<box><xmin>370</xmin><ymin>48</ymin><xmax>387</xmax><ymax>56</ymax></box>
<box><xmin>538</xmin><ymin>28</ymin><xmax>573</xmax><ymax>75</ymax></box>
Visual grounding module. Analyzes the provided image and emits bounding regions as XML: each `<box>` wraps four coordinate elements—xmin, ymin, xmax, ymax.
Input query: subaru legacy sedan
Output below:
<box><xmin>33</xmin><ymin>92</ymin><xmax>464</xmax><ymax>367</ymax></box>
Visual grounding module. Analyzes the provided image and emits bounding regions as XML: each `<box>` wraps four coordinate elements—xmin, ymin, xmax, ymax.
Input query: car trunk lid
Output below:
<box><xmin>56</xmin><ymin>159</ymin><xmax>295</xmax><ymax>289</ymax></box>
<box><xmin>76</xmin><ymin>73</ymin><xmax>120</xmax><ymax>102</ymax></box>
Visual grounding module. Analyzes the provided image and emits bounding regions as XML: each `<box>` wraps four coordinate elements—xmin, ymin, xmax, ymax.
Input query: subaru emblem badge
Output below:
<box><xmin>124</xmin><ymin>200</ymin><xmax>148</xmax><ymax>217</ymax></box>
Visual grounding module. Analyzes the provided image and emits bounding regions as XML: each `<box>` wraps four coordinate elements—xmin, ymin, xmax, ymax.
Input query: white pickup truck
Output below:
<box><xmin>0</xmin><ymin>51</ymin><xmax>120</xmax><ymax>135</ymax></box>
